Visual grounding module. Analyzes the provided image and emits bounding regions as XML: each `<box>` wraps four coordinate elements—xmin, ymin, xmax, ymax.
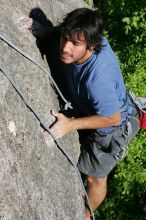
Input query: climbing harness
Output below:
<box><xmin>0</xmin><ymin>36</ymin><xmax>95</xmax><ymax>220</ymax></box>
<box><xmin>0</xmin><ymin>35</ymin><xmax>72</xmax><ymax>111</ymax></box>
<box><xmin>128</xmin><ymin>90</ymin><xmax>146</xmax><ymax>129</ymax></box>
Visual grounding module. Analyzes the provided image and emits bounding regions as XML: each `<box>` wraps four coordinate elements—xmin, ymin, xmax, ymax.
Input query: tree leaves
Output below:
<box><xmin>91</xmin><ymin>0</ymin><xmax>146</xmax><ymax>219</ymax></box>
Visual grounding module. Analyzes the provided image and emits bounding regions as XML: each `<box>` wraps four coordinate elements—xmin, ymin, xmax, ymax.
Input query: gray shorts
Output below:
<box><xmin>77</xmin><ymin>107</ymin><xmax>139</xmax><ymax>178</ymax></box>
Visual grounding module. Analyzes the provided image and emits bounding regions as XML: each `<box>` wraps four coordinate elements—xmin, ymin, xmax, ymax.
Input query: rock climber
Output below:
<box><xmin>19</xmin><ymin>8</ymin><xmax>139</xmax><ymax>220</ymax></box>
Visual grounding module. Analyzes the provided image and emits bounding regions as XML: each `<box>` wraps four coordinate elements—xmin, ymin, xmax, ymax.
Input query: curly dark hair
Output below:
<box><xmin>60</xmin><ymin>8</ymin><xmax>104</xmax><ymax>52</ymax></box>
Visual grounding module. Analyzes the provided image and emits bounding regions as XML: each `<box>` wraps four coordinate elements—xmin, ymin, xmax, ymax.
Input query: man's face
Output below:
<box><xmin>60</xmin><ymin>34</ymin><xmax>93</xmax><ymax>64</ymax></box>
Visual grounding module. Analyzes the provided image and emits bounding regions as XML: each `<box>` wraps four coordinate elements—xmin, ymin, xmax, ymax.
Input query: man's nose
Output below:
<box><xmin>62</xmin><ymin>40</ymin><xmax>73</xmax><ymax>52</ymax></box>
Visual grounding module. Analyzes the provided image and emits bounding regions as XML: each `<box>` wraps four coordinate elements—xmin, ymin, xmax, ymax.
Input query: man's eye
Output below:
<box><xmin>73</xmin><ymin>42</ymin><xmax>80</xmax><ymax>46</ymax></box>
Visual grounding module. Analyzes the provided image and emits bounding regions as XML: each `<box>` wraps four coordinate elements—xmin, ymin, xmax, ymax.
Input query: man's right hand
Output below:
<box><xmin>18</xmin><ymin>16</ymin><xmax>50</xmax><ymax>39</ymax></box>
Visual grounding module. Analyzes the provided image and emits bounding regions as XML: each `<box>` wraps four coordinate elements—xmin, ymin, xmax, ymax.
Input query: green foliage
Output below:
<box><xmin>93</xmin><ymin>0</ymin><xmax>146</xmax><ymax>46</ymax></box>
<box><xmin>89</xmin><ymin>0</ymin><xmax>146</xmax><ymax>219</ymax></box>
<box><xmin>122</xmin><ymin>9</ymin><xmax>146</xmax><ymax>42</ymax></box>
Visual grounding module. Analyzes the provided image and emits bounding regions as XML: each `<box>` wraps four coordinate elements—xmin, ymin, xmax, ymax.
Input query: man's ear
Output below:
<box><xmin>89</xmin><ymin>46</ymin><xmax>94</xmax><ymax>51</ymax></box>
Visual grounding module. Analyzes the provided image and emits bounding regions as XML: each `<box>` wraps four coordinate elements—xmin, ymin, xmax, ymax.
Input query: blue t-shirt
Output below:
<box><xmin>64</xmin><ymin>37</ymin><xmax>132</xmax><ymax>133</ymax></box>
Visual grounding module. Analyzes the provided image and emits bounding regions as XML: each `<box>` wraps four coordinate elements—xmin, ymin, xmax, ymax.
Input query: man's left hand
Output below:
<box><xmin>50</xmin><ymin>111</ymin><xmax>74</xmax><ymax>139</ymax></box>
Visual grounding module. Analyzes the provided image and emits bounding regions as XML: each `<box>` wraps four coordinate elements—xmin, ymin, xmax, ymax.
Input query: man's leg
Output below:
<box><xmin>85</xmin><ymin>175</ymin><xmax>107</xmax><ymax>220</ymax></box>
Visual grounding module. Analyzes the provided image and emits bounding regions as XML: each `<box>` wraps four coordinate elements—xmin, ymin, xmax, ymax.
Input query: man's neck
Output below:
<box><xmin>75</xmin><ymin>50</ymin><xmax>94</xmax><ymax>64</ymax></box>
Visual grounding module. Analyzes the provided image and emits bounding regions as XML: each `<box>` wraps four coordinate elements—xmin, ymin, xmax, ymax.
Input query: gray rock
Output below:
<box><xmin>0</xmin><ymin>0</ymin><xmax>89</xmax><ymax>219</ymax></box>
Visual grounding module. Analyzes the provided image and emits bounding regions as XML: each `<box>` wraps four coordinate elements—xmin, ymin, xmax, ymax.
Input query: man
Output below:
<box><xmin>20</xmin><ymin>8</ymin><xmax>139</xmax><ymax>220</ymax></box>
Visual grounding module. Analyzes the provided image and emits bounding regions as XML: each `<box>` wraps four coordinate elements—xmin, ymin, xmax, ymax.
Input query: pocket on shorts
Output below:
<box><xmin>110</xmin><ymin>122</ymin><xmax>131</xmax><ymax>161</ymax></box>
<box><xmin>128</xmin><ymin>115</ymin><xmax>139</xmax><ymax>141</ymax></box>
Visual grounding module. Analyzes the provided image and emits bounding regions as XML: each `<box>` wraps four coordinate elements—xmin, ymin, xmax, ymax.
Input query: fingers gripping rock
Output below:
<box><xmin>18</xmin><ymin>16</ymin><xmax>33</xmax><ymax>30</ymax></box>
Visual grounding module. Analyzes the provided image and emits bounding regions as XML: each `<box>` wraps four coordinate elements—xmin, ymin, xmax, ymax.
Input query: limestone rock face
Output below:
<box><xmin>0</xmin><ymin>0</ymin><xmax>88</xmax><ymax>219</ymax></box>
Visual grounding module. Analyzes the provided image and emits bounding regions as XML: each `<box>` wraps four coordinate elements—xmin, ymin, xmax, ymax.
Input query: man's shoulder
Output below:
<box><xmin>86</xmin><ymin>39</ymin><xmax>121</xmax><ymax>85</ymax></box>
<box><xmin>99</xmin><ymin>37</ymin><xmax>117</xmax><ymax>61</ymax></box>
<box><xmin>91</xmin><ymin>37</ymin><xmax>120</xmax><ymax>75</ymax></box>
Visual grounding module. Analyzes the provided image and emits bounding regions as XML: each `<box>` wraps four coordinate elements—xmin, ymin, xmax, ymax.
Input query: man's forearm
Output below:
<box><xmin>50</xmin><ymin>111</ymin><xmax>121</xmax><ymax>138</ymax></box>
<box><xmin>71</xmin><ymin>112</ymin><xmax>121</xmax><ymax>131</ymax></box>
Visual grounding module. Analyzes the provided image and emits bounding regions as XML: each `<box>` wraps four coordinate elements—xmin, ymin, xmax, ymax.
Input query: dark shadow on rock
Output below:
<box><xmin>29</xmin><ymin>8</ymin><xmax>72</xmax><ymax>113</ymax></box>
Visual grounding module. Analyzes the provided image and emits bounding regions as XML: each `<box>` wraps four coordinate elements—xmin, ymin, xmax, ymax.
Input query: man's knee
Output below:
<box><xmin>86</xmin><ymin>175</ymin><xmax>107</xmax><ymax>186</ymax></box>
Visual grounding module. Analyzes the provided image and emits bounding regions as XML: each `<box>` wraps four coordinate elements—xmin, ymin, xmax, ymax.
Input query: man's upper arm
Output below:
<box><xmin>88</xmin><ymin>75</ymin><xmax>121</xmax><ymax>117</ymax></box>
